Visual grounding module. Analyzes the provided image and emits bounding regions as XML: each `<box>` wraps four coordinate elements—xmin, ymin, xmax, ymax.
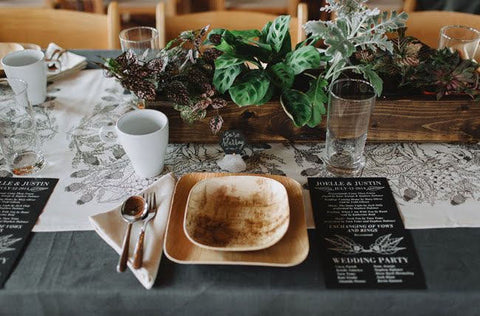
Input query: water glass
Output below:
<box><xmin>439</xmin><ymin>25</ymin><xmax>480</xmax><ymax>61</ymax></box>
<box><xmin>119</xmin><ymin>26</ymin><xmax>159</xmax><ymax>60</ymax></box>
<box><xmin>0</xmin><ymin>78</ymin><xmax>45</xmax><ymax>175</ymax></box>
<box><xmin>325</xmin><ymin>79</ymin><xmax>375</xmax><ymax>176</ymax></box>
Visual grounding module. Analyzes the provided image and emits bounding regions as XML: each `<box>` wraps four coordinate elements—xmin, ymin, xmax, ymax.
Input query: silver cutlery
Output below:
<box><xmin>116</xmin><ymin>195</ymin><xmax>148</xmax><ymax>273</ymax></box>
<box><xmin>133</xmin><ymin>192</ymin><xmax>157</xmax><ymax>269</ymax></box>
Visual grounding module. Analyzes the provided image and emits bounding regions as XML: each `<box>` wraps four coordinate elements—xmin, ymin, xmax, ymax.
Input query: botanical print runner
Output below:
<box><xmin>0</xmin><ymin>70</ymin><xmax>478</xmax><ymax>231</ymax></box>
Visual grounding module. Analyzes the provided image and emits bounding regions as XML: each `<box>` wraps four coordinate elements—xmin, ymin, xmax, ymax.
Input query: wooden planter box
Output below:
<box><xmin>148</xmin><ymin>96</ymin><xmax>480</xmax><ymax>143</ymax></box>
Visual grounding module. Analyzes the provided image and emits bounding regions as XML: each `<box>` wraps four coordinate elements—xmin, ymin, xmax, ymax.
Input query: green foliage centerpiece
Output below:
<box><xmin>102</xmin><ymin>0</ymin><xmax>479</xmax><ymax>135</ymax></box>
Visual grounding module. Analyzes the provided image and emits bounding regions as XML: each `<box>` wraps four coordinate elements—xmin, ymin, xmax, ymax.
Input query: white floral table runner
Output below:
<box><xmin>0</xmin><ymin>69</ymin><xmax>479</xmax><ymax>231</ymax></box>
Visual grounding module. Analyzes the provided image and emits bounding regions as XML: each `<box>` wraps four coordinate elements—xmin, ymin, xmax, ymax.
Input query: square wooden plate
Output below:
<box><xmin>164</xmin><ymin>172</ymin><xmax>309</xmax><ymax>267</ymax></box>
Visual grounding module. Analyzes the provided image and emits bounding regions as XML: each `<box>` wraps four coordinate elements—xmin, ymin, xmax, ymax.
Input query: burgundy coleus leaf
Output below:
<box><xmin>146</xmin><ymin>58</ymin><xmax>164</xmax><ymax>72</ymax></box>
<box><xmin>210</xmin><ymin>97</ymin><xmax>227</xmax><ymax>109</ymax></box>
<box><xmin>194</xmin><ymin>98</ymin><xmax>212</xmax><ymax>110</ymax></box>
<box><xmin>209</xmin><ymin>115</ymin><xmax>223</xmax><ymax>135</ymax></box>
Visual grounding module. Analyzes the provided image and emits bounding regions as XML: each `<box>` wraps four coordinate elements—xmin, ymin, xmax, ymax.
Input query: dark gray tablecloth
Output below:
<box><xmin>1</xmin><ymin>51</ymin><xmax>480</xmax><ymax>315</ymax></box>
<box><xmin>417</xmin><ymin>0</ymin><xmax>480</xmax><ymax>14</ymax></box>
<box><xmin>4</xmin><ymin>229</ymin><xmax>480</xmax><ymax>315</ymax></box>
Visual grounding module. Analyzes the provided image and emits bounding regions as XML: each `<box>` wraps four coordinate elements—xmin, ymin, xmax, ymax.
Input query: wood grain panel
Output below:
<box><xmin>147</xmin><ymin>97</ymin><xmax>480</xmax><ymax>143</ymax></box>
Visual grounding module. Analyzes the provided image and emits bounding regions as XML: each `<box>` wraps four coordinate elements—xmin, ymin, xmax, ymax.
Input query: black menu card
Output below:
<box><xmin>308</xmin><ymin>177</ymin><xmax>426</xmax><ymax>289</ymax></box>
<box><xmin>0</xmin><ymin>178</ymin><xmax>58</xmax><ymax>287</ymax></box>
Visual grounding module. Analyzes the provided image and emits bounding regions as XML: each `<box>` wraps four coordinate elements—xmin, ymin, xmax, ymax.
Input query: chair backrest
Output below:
<box><xmin>405</xmin><ymin>11</ymin><xmax>480</xmax><ymax>48</ymax></box>
<box><xmin>0</xmin><ymin>0</ymin><xmax>54</xmax><ymax>8</ymax></box>
<box><xmin>211</xmin><ymin>0</ymin><xmax>300</xmax><ymax>17</ymax></box>
<box><xmin>156</xmin><ymin>0</ymin><xmax>308</xmax><ymax>48</ymax></box>
<box><xmin>402</xmin><ymin>0</ymin><xmax>416</xmax><ymax>12</ymax></box>
<box><xmin>0</xmin><ymin>2</ymin><xmax>121</xmax><ymax>49</ymax></box>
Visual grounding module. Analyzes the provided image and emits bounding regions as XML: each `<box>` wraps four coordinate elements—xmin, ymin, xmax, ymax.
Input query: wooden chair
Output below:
<box><xmin>405</xmin><ymin>11</ymin><xmax>480</xmax><ymax>48</ymax></box>
<box><xmin>402</xmin><ymin>0</ymin><xmax>416</xmax><ymax>12</ymax></box>
<box><xmin>210</xmin><ymin>0</ymin><xmax>300</xmax><ymax>17</ymax></box>
<box><xmin>0</xmin><ymin>0</ymin><xmax>54</xmax><ymax>8</ymax></box>
<box><xmin>0</xmin><ymin>2</ymin><xmax>121</xmax><ymax>49</ymax></box>
<box><xmin>156</xmin><ymin>0</ymin><xmax>308</xmax><ymax>48</ymax></box>
<box><xmin>92</xmin><ymin>0</ymin><xmax>191</xmax><ymax>15</ymax></box>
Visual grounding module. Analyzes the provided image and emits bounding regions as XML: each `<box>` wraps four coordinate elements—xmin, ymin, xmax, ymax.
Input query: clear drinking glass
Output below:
<box><xmin>119</xmin><ymin>26</ymin><xmax>159</xmax><ymax>60</ymax></box>
<box><xmin>0</xmin><ymin>78</ymin><xmax>45</xmax><ymax>175</ymax></box>
<box><xmin>325</xmin><ymin>79</ymin><xmax>376</xmax><ymax>176</ymax></box>
<box><xmin>439</xmin><ymin>25</ymin><xmax>480</xmax><ymax>61</ymax></box>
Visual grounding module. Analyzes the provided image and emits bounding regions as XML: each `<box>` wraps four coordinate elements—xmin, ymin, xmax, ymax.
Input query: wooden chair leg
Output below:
<box><xmin>92</xmin><ymin>0</ymin><xmax>104</xmax><ymax>13</ymax></box>
<box><xmin>210</xmin><ymin>0</ymin><xmax>225</xmax><ymax>10</ymax></box>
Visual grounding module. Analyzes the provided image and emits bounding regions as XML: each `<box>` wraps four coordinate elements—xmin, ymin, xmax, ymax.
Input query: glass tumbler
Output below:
<box><xmin>119</xmin><ymin>26</ymin><xmax>160</xmax><ymax>60</ymax></box>
<box><xmin>439</xmin><ymin>25</ymin><xmax>480</xmax><ymax>61</ymax></box>
<box><xmin>0</xmin><ymin>78</ymin><xmax>45</xmax><ymax>175</ymax></box>
<box><xmin>325</xmin><ymin>79</ymin><xmax>376</xmax><ymax>177</ymax></box>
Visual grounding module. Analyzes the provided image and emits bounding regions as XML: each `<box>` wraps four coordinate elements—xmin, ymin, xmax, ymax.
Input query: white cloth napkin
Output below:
<box><xmin>89</xmin><ymin>173</ymin><xmax>176</xmax><ymax>289</ymax></box>
<box><xmin>45</xmin><ymin>42</ymin><xmax>87</xmax><ymax>81</ymax></box>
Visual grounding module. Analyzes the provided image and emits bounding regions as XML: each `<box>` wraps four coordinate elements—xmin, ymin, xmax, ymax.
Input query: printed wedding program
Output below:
<box><xmin>308</xmin><ymin>177</ymin><xmax>426</xmax><ymax>289</ymax></box>
<box><xmin>0</xmin><ymin>178</ymin><xmax>58</xmax><ymax>287</ymax></box>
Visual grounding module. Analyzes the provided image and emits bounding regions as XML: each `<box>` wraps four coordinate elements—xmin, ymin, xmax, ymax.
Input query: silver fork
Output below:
<box><xmin>132</xmin><ymin>192</ymin><xmax>157</xmax><ymax>269</ymax></box>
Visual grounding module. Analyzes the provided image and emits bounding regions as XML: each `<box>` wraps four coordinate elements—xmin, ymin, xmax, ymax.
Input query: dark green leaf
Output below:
<box><xmin>277</xmin><ymin>31</ymin><xmax>292</xmax><ymax>59</ymax></box>
<box><xmin>205</xmin><ymin>28</ymin><xmax>226</xmax><ymax>44</ymax></box>
<box><xmin>268</xmin><ymin>62</ymin><xmax>294</xmax><ymax>89</ymax></box>
<box><xmin>230</xmin><ymin>29</ymin><xmax>261</xmax><ymax>39</ymax></box>
<box><xmin>266</xmin><ymin>15</ymin><xmax>291</xmax><ymax>52</ymax></box>
<box><xmin>286</xmin><ymin>46</ymin><xmax>321</xmax><ymax>75</ymax></box>
<box><xmin>306</xmin><ymin>76</ymin><xmax>328</xmax><ymax>109</ymax></box>
<box><xmin>213</xmin><ymin>64</ymin><xmax>242</xmax><ymax>94</ymax></box>
<box><xmin>229</xmin><ymin>70</ymin><xmax>270</xmax><ymax>106</ymax></box>
<box><xmin>215</xmin><ymin>54</ymin><xmax>245</xmax><ymax>69</ymax></box>
<box><xmin>280</xmin><ymin>89</ymin><xmax>312</xmax><ymax>127</ymax></box>
<box><xmin>307</xmin><ymin>101</ymin><xmax>324</xmax><ymax>128</ymax></box>
<box><xmin>260</xmin><ymin>21</ymin><xmax>273</xmax><ymax>43</ymax></box>
<box><xmin>223</xmin><ymin>31</ymin><xmax>273</xmax><ymax>62</ymax></box>
<box><xmin>215</xmin><ymin>38</ymin><xmax>235</xmax><ymax>55</ymax></box>
<box><xmin>257</xmin><ymin>84</ymin><xmax>275</xmax><ymax>105</ymax></box>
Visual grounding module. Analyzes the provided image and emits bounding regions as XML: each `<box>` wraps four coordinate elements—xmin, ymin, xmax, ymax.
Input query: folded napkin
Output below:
<box><xmin>89</xmin><ymin>173</ymin><xmax>176</xmax><ymax>289</ymax></box>
<box><xmin>45</xmin><ymin>42</ymin><xmax>88</xmax><ymax>81</ymax></box>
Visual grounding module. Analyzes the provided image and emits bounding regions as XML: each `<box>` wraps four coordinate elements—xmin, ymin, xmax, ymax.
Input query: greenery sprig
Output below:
<box><xmin>304</xmin><ymin>0</ymin><xmax>408</xmax><ymax>96</ymax></box>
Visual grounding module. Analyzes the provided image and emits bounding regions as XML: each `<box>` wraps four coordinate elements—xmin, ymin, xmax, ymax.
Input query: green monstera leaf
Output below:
<box><xmin>229</xmin><ymin>71</ymin><xmax>270</xmax><ymax>106</ymax></box>
<box><xmin>268</xmin><ymin>62</ymin><xmax>295</xmax><ymax>89</ymax></box>
<box><xmin>266</xmin><ymin>15</ymin><xmax>291</xmax><ymax>53</ymax></box>
<box><xmin>286</xmin><ymin>46</ymin><xmax>321</xmax><ymax>75</ymax></box>
<box><xmin>280</xmin><ymin>89</ymin><xmax>312</xmax><ymax>127</ymax></box>
<box><xmin>213</xmin><ymin>64</ymin><xmax>243</xmax><ymax>94</ymax></box>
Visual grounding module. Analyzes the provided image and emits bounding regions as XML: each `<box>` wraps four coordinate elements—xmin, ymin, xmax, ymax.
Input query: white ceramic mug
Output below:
<box><xmin>1</xmin><ymin>49</ymin><xmax>60</xmax><ymax>105</ymax></box>
<box><xmin>116</xmin><ymin>109</ymin><xmax>169</xmax><ymax>178</ymax></box>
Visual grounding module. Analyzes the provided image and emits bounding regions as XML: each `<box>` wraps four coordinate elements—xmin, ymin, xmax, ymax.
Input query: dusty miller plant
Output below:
<box><xmin>304</xmin><ymin>0</ymin><xmax>408</xmax><ymax>96</ymax></box>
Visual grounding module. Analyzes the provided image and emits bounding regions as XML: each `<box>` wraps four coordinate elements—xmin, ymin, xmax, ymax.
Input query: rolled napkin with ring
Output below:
<box><xmin>89</xmin><ymin>173</ymin><xmax>176</xmax><ymax>289</ymax></box>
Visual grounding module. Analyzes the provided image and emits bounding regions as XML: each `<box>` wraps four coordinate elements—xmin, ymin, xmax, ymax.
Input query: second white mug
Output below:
<box><xmin>1</xmin><ymin>49</ymin><xmax>60</xmax><ymax>105</ymax></box>
<box><xmin>116</xmin><ymin>109</ymin><xmax>169</xmax><ymax>178</ymax></box>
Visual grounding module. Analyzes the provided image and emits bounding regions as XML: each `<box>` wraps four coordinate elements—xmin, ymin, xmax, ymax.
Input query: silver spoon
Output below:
<box><xmin>116</xmin><ymin>195</ymin><xmax>148</xmax><ymax>273</ymax></box>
